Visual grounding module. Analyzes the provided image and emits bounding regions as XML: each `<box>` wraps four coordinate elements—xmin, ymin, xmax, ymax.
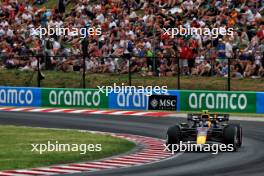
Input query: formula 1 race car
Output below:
<box><xmin>166</xmin><ymin>110</ymin><xmax>242</xmax><ymax>151</ymax></box>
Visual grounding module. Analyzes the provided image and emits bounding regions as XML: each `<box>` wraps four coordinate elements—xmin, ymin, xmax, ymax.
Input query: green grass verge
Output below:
<box><xmin>0</xmin><ymin>125</ymin><xmax>135</xmax><ymax>171</ymax></box>
<box><xmin>0</xmin><ymin>69</ymin><xmax>264</xmax><ymax>91</ymax></box>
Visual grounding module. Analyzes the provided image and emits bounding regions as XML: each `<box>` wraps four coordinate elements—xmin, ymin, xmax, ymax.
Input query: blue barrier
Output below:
<box><xmin>0</xmin><ymin>86</ymin><xmax>41</xmax><ymax>107</ymax></box>
<box><xmin>167</xmin><ymin>90</ymin><xmax>180</xmax><ymax>111</ymax></box>
<box><xmin>109</xmin><ymin>91</ymin><xmax>148</xmax><ymax>110</ymax></box>
<box><xmin>108</xmin><ymin>90</ymin><xmax>180</xmax><ymax>111</ymax></box>
<box><xmin>256</xmin><ymin>92</ymin><xmax>264</xmax><ymax>113</ymax></box>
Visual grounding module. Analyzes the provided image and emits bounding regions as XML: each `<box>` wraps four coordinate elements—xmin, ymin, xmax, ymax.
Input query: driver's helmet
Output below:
<box><xmin>201</xmin><ymin>110</ymin><xmax>209</xmax><ymax>122</ymax></box>
<box><xmin>201</xmin><ymin>110</ymin><xmax>212</xmax><ymax>127</ymax></box>
<box><xmin>202</xmin><ymin>110</ymin><xmax>209</xmax><ymax>114</ymax></box>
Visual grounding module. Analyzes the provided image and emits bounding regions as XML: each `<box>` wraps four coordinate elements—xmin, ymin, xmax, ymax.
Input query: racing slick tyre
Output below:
<box><xmin>166</xmin><ymin>125</ymin><xmax>181</xmax><ymax>151</ymax></box>
<box><xmin>233</xmin><ymin>124</ymin><xmax>242</xmax><ymax>147</ymax></box>
<box><xmin>223</xmin><ymin>124</ymin><xmax>240</xmax><ymax>151</ymax></box>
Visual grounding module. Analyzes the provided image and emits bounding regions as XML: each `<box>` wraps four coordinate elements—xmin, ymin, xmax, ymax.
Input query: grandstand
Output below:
<box><xmin>0</xmin><ymin>0</ymin><xmax>263</xmax><ymax>79</ymax></box>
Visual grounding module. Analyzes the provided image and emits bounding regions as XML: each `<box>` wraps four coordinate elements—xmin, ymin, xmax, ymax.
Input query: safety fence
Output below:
<box><xmin>1</xmin><ymin>54</ymin><xmax>258</xmax><ymax>91</ymax></box>
<box><xmin>0</xmin><ymin>86</ymin><xmax>263</xmax><ymax>114</ymax></box>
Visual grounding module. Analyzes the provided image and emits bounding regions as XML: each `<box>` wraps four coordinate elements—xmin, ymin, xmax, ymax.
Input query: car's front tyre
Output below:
<box><xmin>166</xmin><ymin>125</ymin><xmax>181</xmax><ymax>151</ymax></box>
<box><xmin>233</xmin><ymin>124</ymin><xmax>242</xmax><ymax>147</ymax></box>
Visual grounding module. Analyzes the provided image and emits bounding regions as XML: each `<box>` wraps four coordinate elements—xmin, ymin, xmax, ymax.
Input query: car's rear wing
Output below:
<box><xmin>187</xmin><ymin>113</ymin><xmax>229</xmax><ymax>122</ymax></box>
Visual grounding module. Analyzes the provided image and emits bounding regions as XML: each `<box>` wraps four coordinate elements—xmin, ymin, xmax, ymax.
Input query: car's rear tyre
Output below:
<box><xmin>166</xmin><ymin>125</ymin><xmax>181</xmax><ymax>151</ymax></box>
<box><xmin>223</xmin><ymin>124</ymin><xmax>240</xmax><ymax>151</ymax></box>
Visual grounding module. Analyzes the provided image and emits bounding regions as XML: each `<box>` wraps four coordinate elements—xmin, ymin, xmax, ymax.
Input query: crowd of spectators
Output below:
<box><xmin>0</xmin><ymin>0</ymin><xmax>264</xmax><ymax>78</ymax></box>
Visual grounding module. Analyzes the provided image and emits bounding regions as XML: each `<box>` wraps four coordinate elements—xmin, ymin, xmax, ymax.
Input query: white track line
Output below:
<box><xmin>70</xmin><ymin>109</ymin><xmax>91</xmax><ymax>113</ymax></box>
<box><xmin>28</xmin><ymin>108</ymin><xmax>49</xmax><ymax>112</ymax></box>
<box><xmin>110</xmin><ymin>111</ymin><xmax>133</xmax><ymax>115</ymax></box>
<box><xmin>48</xmin><ymin>109</ymin><xmax>71</xmax><ymax>113</ymax></box>
<box><xmin>11</xmin><ymin>170</ymin><xmax>53</xmax><ymax>175</ymax></box>
<box><xmin>0</xmin><ymin>172</ymin><xmax>28</xmax><ymax>176</ymax></box>
<box><xmin>51</xmin><ymin>166</ymin><xmax>96</xmax><ymax>171</ymax></box>
<box><xmin>89</xmin><ymin>110</ymin><xmax>109</xmax><ymax>114</ymax></box>
<box><xmin>71</xmin><ymin>163</ymin><xmax>114</xmax><ymax>169</ymax></box>
<box><xmin>102</xmin><ymin>160</ymin><xmax>142</xmax><ymax>165</ymax></box>
<box><xmin>122</xmin><ymin>156</ymin><xmax>160</xmax><ymax>161</ymax></box>
<box><xmin>9</xmin><ymin>108</ymin><xmax>29</xmax><ymax>112</ymax></box>
<box><xmin>0</xmin><ymin>107</ymin><xmax>10</xmax><ymax>110</ymax></box>
<box><xmin>108</xmin><ymin>158</ymin><xmax>151</xmax><ymax>163</ymax></box>
<box><xmin>130</xmin><ymin>112</ymin><xmax>149</xmax><ymax>116</ymax></box>
<box><xmin>91</xmin><ymin>161</ymin><xmax>128</xmax><ymax>167</ymax></box>
<box><xmin>33</xmin><ymin>168</ymin><xmax>77</xmax><ymax>173</ymax></box>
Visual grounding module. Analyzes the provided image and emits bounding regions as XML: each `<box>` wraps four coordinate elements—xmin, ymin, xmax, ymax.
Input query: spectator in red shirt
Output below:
<box><xmin>180</xmin><ymin>42</ymin><xmax>195</xmax><ymax>75</ymax></box>
<box><xmin>257</xmin><ymin>25</ymin><xmax>264</xmax><ymax>40</ymax></box>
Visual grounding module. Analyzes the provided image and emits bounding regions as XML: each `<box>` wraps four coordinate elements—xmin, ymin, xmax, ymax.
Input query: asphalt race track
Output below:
<box><xmin>0</xmin><ymin>111</ymin><xmax>263</xmax><ymax>176</ymax></box>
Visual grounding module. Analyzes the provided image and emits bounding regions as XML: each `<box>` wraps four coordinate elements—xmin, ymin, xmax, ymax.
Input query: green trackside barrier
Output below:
<box><xmin>41</xmin><ymin>88</ymin><xmax>108</xmax><ymax>109</ymax></box>
<box><xmin>179</xmin><ymin>90</ymin><xmax>256</xmax><ymax>113</ymax></box>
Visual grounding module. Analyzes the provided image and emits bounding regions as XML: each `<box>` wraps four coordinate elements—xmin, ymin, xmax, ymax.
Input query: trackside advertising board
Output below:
<box><xmin>41</xmin><ymin>88</ymin><xmax>108</xmax><ymax>108</ymax></box>
<box><xmin>256</xmin><ymin>92</ymin><xmax>264</xmax><ymax>113</ymax></box>
<box><xmin>148</xmin><ymin>95</ymin><xmax>177</xmax><ymax>111</ymax></box>
<box><xmin>0</xmin><ymin>86</ymin><xmax>41</xmax><ymax>106</ymax></box>
<box><xmin>180</xmin><ymin>90</ymin><xmax>256</xmax><ymax>113</ymax></box>
<box><xmin>108</xmin><ymin>90</ymin><xmax>180</xmax><ymax>111</ymax></box>
<box><xmin>0</xmin><ymin>86</ymin><xmax>264</xmax><ymax>114</ymax></box>
<box><xmin>148</xmin><ymin>90</ymin><xmax>180</xmax><ymax>111</ymax></box>
<box><xmin>108</xmin><ymin>91</ymin><xmax>148</xmax><ymax>110</ymax></box>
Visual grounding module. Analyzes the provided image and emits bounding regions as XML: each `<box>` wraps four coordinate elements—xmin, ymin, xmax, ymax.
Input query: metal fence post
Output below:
<box><xmin>82</xmin><ymin>54</ymin><xmax>86</xmax><ymax>88</ymax></box>
<box><xmin>177</xmin><ymin>57</ymin><xmax>181</xmax><ymax>90</ymax></box>
<box><xmin>37</xmin><ymin>56</ymin><xmax>41</xmax><ymax>87</ymax></box>
<box><xmin>128</xmin><ymin>56</ymin><xmax>131</xmax><ymax>86</ymax></box>
<box><xmin>81</xmin><ymin>38</ymin><xmax>88</xmax><ymax>89</ymax></box>
<box><xmin>228</xmin><ymin>57</ymin><xmax>231</xmax><ymax>91</ymax></box>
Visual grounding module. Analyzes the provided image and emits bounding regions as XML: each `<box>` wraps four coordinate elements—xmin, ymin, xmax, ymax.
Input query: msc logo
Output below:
<box><xmin>160</xmin><ymin>99</ymin><xmax>176</xmax><ymax>107</ymax></box>
<box><xmin>150</xmin><ymin>98</ymin><xmax>159</xmax><ymax>108</ymax></box>
<box><xmin>189</xmin><ymin>93</ymin><xmax>247</xmax><ymax>110</ymax></box>
<box><xmin>148</xmin><ymin>95</ymin><xmax>177</xmax><ymax>111</ymax></box>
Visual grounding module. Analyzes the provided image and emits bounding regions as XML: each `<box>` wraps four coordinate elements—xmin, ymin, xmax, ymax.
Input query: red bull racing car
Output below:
<box><xmin>166</xmin><ymin>110</ymin><xmax>242</xmax><ymax>151</ymax></box>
